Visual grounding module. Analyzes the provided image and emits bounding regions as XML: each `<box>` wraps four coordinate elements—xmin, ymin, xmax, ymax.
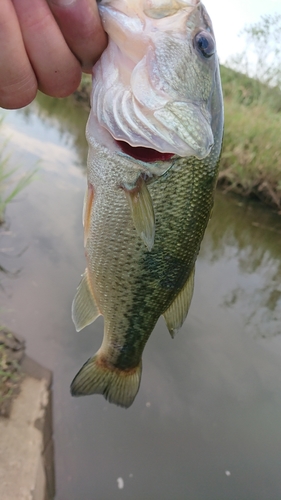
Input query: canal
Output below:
<box><xmin>1</xmin><ymin>94</ymin><xmax>281</xmax><ymax>500</ymax></box>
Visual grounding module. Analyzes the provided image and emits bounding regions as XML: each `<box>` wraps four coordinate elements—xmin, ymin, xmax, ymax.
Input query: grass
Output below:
<box><xmin>0</xmin><ymin>164</ymin><xmax>36</xmax><ymax>225</ymax></box>
<box><xmin>219</xmin><ymin>65</ymin><xmax>281</xmax><ymax>209</ymax></box>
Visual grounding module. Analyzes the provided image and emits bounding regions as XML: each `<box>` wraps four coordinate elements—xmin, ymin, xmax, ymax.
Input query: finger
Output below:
<box><xmin>12</xmin><ymin>0</ymin><xmax>82</xmax><ymax>98</ymax></box>
<box><xmin>48</xmin><ymin>0</ymin><xmax>107</xmax><ymax>73</ymax></box>
<box><xmin>0</xmin><ymin>0</ymin><xmax>37</xmax><ymax>109</ymax></box>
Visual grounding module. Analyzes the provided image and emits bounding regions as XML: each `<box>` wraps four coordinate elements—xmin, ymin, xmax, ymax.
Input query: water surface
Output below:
<box><xmin>1</xmin><ymin>96</ymin><xmax>281</xmax><ymax>500</ymax></box>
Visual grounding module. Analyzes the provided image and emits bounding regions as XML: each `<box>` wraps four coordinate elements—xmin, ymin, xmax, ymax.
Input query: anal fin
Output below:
<box><xmin>163</xmin><ymin>267</ymin><xmax>195</xmax><ymax>338</ymax></box>
<box><xmin>124</xmin><ymin>176</ymin><xmax>155</xmax><ymax>251</ymax></box>
<box><xmin>72</xmin><ymin>268</ymin><xmax>100</xmax><ymax>332</ymax></box>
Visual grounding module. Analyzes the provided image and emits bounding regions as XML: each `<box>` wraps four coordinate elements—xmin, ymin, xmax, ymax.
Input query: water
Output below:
<box><xmin>1</xmin><ymin>95</ymin><xmax>281</xmax><ymax>500</ymax></box>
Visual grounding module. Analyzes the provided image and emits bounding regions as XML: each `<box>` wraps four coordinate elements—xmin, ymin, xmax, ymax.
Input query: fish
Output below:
<box><xmin>70</xmin><ymin>0</ymin><xmax>224</xmax><ymax>408</ymax></box>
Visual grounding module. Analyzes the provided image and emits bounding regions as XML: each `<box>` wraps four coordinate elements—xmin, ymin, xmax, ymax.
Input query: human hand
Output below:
<box><xmin>0</xmin><ymin>0</ymin><xmax>107</xmax><ymax>109</ymax></box>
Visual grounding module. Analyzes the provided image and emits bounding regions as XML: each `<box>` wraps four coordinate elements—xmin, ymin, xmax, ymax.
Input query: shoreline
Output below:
<box><xmin>216</xmin><ymin>175</ymin><xmax>281</xmax><ymax>213</ymax></box>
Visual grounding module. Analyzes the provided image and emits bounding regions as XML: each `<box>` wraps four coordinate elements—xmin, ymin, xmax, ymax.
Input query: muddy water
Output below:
<box><xmin>1</xmin><ymin>95</ymin><xmax>281</xmax><ymax>500</ymax></box>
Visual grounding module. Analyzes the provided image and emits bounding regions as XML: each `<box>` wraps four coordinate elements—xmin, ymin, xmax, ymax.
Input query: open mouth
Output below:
<box><xmin>116</xmin><ymin>140</ymin><xmax>175</xmax><ymax>163</ymax></box>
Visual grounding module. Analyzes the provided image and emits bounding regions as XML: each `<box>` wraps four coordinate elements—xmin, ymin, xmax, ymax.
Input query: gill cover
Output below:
<box><xmin>92</xmin><ymin>0</ymin><xmax>218</xmax><ymax>159</ymax></box>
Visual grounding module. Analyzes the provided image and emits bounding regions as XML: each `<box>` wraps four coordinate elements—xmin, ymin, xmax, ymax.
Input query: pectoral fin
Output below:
<box><xmin>124</xmin><ymin>177</ymin><xmax>155</xmax><ymax>251</ymax></box>
<box><xmin>163</xmin><ymin>267</ymin><xmax>195</xmax><ymax>338</ymax></box>
<box><xmin>72</xmin><ymin>268</ymin><xmax>100</xmax><ymax>332</ymax></box>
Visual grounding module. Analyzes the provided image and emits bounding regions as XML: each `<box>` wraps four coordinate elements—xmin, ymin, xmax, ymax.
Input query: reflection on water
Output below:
<box><xmin>200</xmin><ymin>194</ymin><xmax>281</xmax><ymax>339</ymax></box>
<box><xmin>1</xmin><ymin>91</ymin><xmax>88</xmax><ymax>168</ymax></box>
<box><xmin>1</xmin><ymin>96</ymin><xmax>281</xmax><ymax>500</ymax></box>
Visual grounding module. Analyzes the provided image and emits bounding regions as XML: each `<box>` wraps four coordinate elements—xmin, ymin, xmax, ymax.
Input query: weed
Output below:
<box><xmin>0</xmin><ymin>328</ymin><xmax>25</xmax><ymax>417</ymax></box>
<box><xmin>220</xmin><ymin>66</ymin><xmax>281</xmax><ymax>208</ymax></box>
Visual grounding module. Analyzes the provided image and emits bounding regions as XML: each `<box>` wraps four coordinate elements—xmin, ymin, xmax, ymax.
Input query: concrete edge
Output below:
<box><xmin>22</xmin><ymin>355</ymin><xmax>55</xmax><ymax>500</ymax></box>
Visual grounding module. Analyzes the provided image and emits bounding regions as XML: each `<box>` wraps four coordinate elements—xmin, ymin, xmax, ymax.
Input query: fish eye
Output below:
<box><xmin>194</xmin><ymin>31</ymin><xmax>215</xmax><ymax>58</ymax></box>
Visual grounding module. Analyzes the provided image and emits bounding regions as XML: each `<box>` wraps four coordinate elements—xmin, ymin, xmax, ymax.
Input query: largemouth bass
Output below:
<box><xmin>71</xmin><ymin>0</ymin><xmax>223</xmax><ymax>408</ymax></box>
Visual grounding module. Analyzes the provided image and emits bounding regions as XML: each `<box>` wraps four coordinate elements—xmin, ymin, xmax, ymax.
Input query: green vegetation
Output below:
<box><xmin>0</xmin><ymin>165</ymin><xmax>36</xmax><ymax>225</ymax></box>
<box><xmin>219</xmin><ymin>13</ymin><xmax>281</xmax><ymax>209</ymax></box>
<box><xmin>228</xmin><ymin>13</ymin><xmax>281</xmax><ymax>89</ymax></box>
<box><xmin>0</xmin><ymin>118</ymin><xmax>37</xmax><ymax>224</ymax></box>
<box><xmin>219</xmin><ymin>65</ymin><xmax>281</xmax><ymax>208</ymax></box>
<box><xmin>35</xmin><ymin>91</ymin><xmax>89</xmax><ymax>165</ymax></box>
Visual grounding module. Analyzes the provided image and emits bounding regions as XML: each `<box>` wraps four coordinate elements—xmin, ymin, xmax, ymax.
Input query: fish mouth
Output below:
<box><xmin>116</xmin><ymin>140</ymin><xmax>175</xmax><ymax>163</ymax></box>
<box><xmin>86</xmin><ymin>111</ymin><xmax>176</xmax><ymax>170</ymax></box>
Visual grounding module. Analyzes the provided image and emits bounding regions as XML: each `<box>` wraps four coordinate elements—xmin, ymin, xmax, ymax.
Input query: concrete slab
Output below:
<box><xmin>0</xmin><ymin>356</ymin><xmax>55</xmax><ymax>500</ymax></box>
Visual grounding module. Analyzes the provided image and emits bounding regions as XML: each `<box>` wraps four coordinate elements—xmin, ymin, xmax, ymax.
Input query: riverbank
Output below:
<box><xmin>218</xmin><ymin>65</ymin><xmax>281</xmax><ymax>211</ymax></box>
<box><xmin>0</xmin><ymin>349</ymin><xmax>55</xmax><ymax>500</ymax></box>
<box><xmin>0</xmin><ymin>329</ymin><xmax>25</xmax><ymax>417</ymax></box>
<box><xmin>74</xmin><ymin>67</ymin><xmax>281</xmax><ymax>212</ymax></box>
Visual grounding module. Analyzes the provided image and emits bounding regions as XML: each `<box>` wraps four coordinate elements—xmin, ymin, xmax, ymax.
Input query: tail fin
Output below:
<box><xmin>70</xmin><ymin>354</ymin><xmax>142</xmax><ymax>409</ymax></box>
